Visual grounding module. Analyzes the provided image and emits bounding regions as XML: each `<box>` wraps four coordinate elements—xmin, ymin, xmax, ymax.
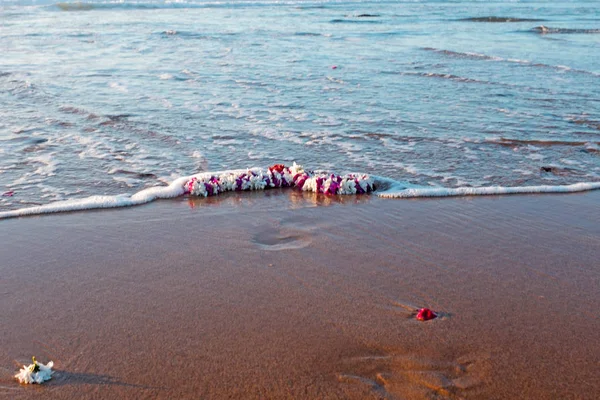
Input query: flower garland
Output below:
<box><xmin>14</xmin><ymin>356</ymin><xmax>54</xmax><ymax>384</ymax></box>
<box><xmin>185</xmin><ymin>163</ymin><xmax>375</xmax><ymax>197</ymax></box>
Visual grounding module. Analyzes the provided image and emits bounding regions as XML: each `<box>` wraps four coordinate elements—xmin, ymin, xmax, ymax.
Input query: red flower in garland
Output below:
<box><xmin>269</xmin><ymin>164</ymin><xmax>286</xmax><ymax>174</ymax></box>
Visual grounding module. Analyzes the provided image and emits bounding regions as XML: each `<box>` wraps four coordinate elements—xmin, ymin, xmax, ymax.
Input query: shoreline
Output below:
<box><xmin>1</xmin><ymin>191</ymin><xmax>599</xmax><ymax>399</ymax></box>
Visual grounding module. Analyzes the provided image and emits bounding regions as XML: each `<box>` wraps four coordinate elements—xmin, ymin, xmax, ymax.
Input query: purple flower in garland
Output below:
<box><xmin>326</xmin><ymin>175</ymin><xmax>340</xmax><ymax>195</ymax></box>
<box><xmin>204</xmin><ymin>182</ymin><xmax>214</xmax><ymax>196</ymax></box>
<box><xmin>236</xmin><ymin>174</ymin><xmax>245</xmax><ymax>191</ymax></box>
<box><xmin>315</xmin><ymin>177</ymin><xmax>325</xmax><ymax>193</ymax></box>
<box><xmin>361</xmin><ymin>175</ymin><xmax>373</xmax><ymax>192</ymax></box>
<box><xmin>355</xmin><ymin>178</ymin><xmax>365</xmax><ymax>194</ymax></box>
<box><xmin>272</xmin><ymin>175</ymin><xmax>281</xmax><ymax>187</ymax></box>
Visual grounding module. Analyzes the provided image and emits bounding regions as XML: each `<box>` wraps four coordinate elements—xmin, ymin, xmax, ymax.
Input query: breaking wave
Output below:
<box><xmin>329</xmin><ymin>18</ymin><xmax>382</xmax><ymax>24</ymax></box>
<box><xmin>1</xmin><ymin>166</ymin><xmax>599</xmax><ymax>219</ymax></box>
<box><xmin>422</xmin><ymin>47</ymin><xmax>600</xmax><ymax>77</ymax></box>
<box><xmin>532</xmin><ymin>26</ymin><xmax>600</xmax><ymax>34</ymax></box>
<box><xmin>402</xmin><ymin>71</ymin><xmax>490</xmax><ymax>84</ymax></box>
<box><xmin>49</xmin><ymin>0</ymin><xmax>361</xmax><ymax>11</ymax></box>
<box><xmin>487</xmin><ymin>138</ymin><xmax>600</xmax><ymax>148</ymax></box>
<box><xmin>460</xmin><ymin>16</ymin><xmax>545</xmax><ymax>23</ymax></box>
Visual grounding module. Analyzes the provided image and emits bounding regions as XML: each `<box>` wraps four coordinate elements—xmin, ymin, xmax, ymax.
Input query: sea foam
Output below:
<box><xmin>377</xmin><ymin>182</ymin><xmax>600</xmax><ymax>198</ymax></box>
<box><xmin>0</xmin><ymin>168</ymin><xmax>252</xmax><ymax>219</ymax></box>
<box><xmin>1</xmin><ymin>167</ymin><xmax>599</xmax><ymax>219</ymax></box>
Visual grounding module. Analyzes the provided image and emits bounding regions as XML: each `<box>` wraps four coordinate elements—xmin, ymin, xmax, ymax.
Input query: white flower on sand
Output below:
<box><xmin>14</xmin><ymin>357</ymin><xmax>54</xmax><ymax>384</ymax></box>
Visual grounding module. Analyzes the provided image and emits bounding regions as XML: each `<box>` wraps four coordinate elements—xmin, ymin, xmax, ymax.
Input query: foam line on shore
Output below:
<box><xmin>0</xmin><ymin>177</ymin><xmax>187</xmax><ymax>219</ymax></box>
<box><xmin>2</xmin><ymin>170</ymin><xmax>600</xmax><ymax>219</ymax></box>
<box><xmin>0</xmin><ymin>168</ymin><xmax>249</xmax><ymax>219</ymax></box>
<box><xmin>376</xmin><ymin>181</ymin><xmax>600</xmax><ymax>198</ymax></box>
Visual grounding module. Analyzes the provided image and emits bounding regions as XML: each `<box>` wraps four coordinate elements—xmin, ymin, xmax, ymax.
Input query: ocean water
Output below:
<box><xmin>1</xmin><ymin>0</ymin><xmax>599</xmax><ymax>215</ymax></box>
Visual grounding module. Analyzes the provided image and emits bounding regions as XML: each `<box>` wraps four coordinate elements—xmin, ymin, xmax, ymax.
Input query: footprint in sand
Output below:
<box><xmin>338</xmin><ymin>353</ymin><xmax>488</xmax><ymax>399</ymax></box>
<box><xmin>252</xmin><ymin>228</ymin><xmax>312</xmax><ymax>251</ymax></box>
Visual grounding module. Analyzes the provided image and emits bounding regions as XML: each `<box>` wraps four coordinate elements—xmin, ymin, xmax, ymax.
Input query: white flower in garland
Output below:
<box><xmin>301</xmin><ymin>176</ymin><xmax>318</xmax><ymax>193</ymax></box>
<box><xmin>273</xmin><ymin>171</ymin><xmax>282</xmax><ymax>186</ymax></box>
<box><xmin>14</xmin><ymin>357</ymin><xmax>54</xmax><ymax>384</ymax></box>
<box><xmin>289</xmin><ymin>162</ymin><xmax>304</xmax><ymax>176</ymax></box>
<box><xmin>339</xmin><ymin>177</ymin><xmax>358</xmax><ymax>195</ymax></box>
<box><xmin>237</xmin><ymin>174</ymin><xmax>251</xmax><ymax>191</ymax></box>
<box><xmin>357</xmin><ymin>175</ymin><xmax>373</xmax><ymax>193</ymax></box>
<box><xmin>188</xmin><ymin>177</ymin><xmax>207</xmax><ymax>197</ymax></box>
<box><xmin>322</xmin><ymin>176</ymin><xmax>335</xmax><ymax>194</ymax></box>
<box><xmin>281</xmin><ymin>169</ymin><xmax>293</xmax><ymax>186</ymax></box>
<box><xmin>248</xmin><ymin>171</ymin><xmax>268</xmax><ymax>190</ymax></box>
<box><xmin>218</xmin><ymin>173</ymin><xmax>237</xmax><ymax>192</ymax></box>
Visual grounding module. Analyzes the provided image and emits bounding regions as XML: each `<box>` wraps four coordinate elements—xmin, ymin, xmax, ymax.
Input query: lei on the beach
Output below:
<box><xmin>185</xmin><ymin>163</ymin><xmax>375</xmax><ymax>197</ymax></box>
<box><xmin>14</xmin><ymin>356</ymin><xmax>54</xmax><ymax>384</ymax></box>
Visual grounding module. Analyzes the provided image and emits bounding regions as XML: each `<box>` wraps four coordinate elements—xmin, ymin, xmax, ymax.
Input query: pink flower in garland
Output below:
<box><xmin>293</xmin><ymin>173</ymin><xmax>308</xmax><ymax>190</ymax></box>
<box><xmin>186</xmin><ymin>178</ymin><xmax>198</xmax><ymax>194</ymax></box>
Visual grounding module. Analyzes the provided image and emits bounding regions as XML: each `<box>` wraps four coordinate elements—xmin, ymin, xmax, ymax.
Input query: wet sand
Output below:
<box><xmin>1</xmin><ymin>190</ymin><xmax>599</xmax><ymax>399</ymax></box>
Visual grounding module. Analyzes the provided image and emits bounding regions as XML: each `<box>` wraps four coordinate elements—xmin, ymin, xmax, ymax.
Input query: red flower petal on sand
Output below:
<box><xmin>416</xmin><ymin>308</ymin><xmax>437</xmax><ymax>321</ymax></box>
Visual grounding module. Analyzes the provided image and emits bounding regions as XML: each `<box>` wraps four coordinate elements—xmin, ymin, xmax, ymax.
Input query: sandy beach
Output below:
<box><xmin>1</xmin><ymin>190</ymin><xmax>599</xmax><ymax>399</ymax></box>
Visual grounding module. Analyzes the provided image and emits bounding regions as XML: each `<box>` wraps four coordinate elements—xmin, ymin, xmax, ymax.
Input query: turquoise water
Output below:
<box><xmin>1</xmin><ymin>0</ymin><xmax>599</xmax><ymax>210</ymax></box>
